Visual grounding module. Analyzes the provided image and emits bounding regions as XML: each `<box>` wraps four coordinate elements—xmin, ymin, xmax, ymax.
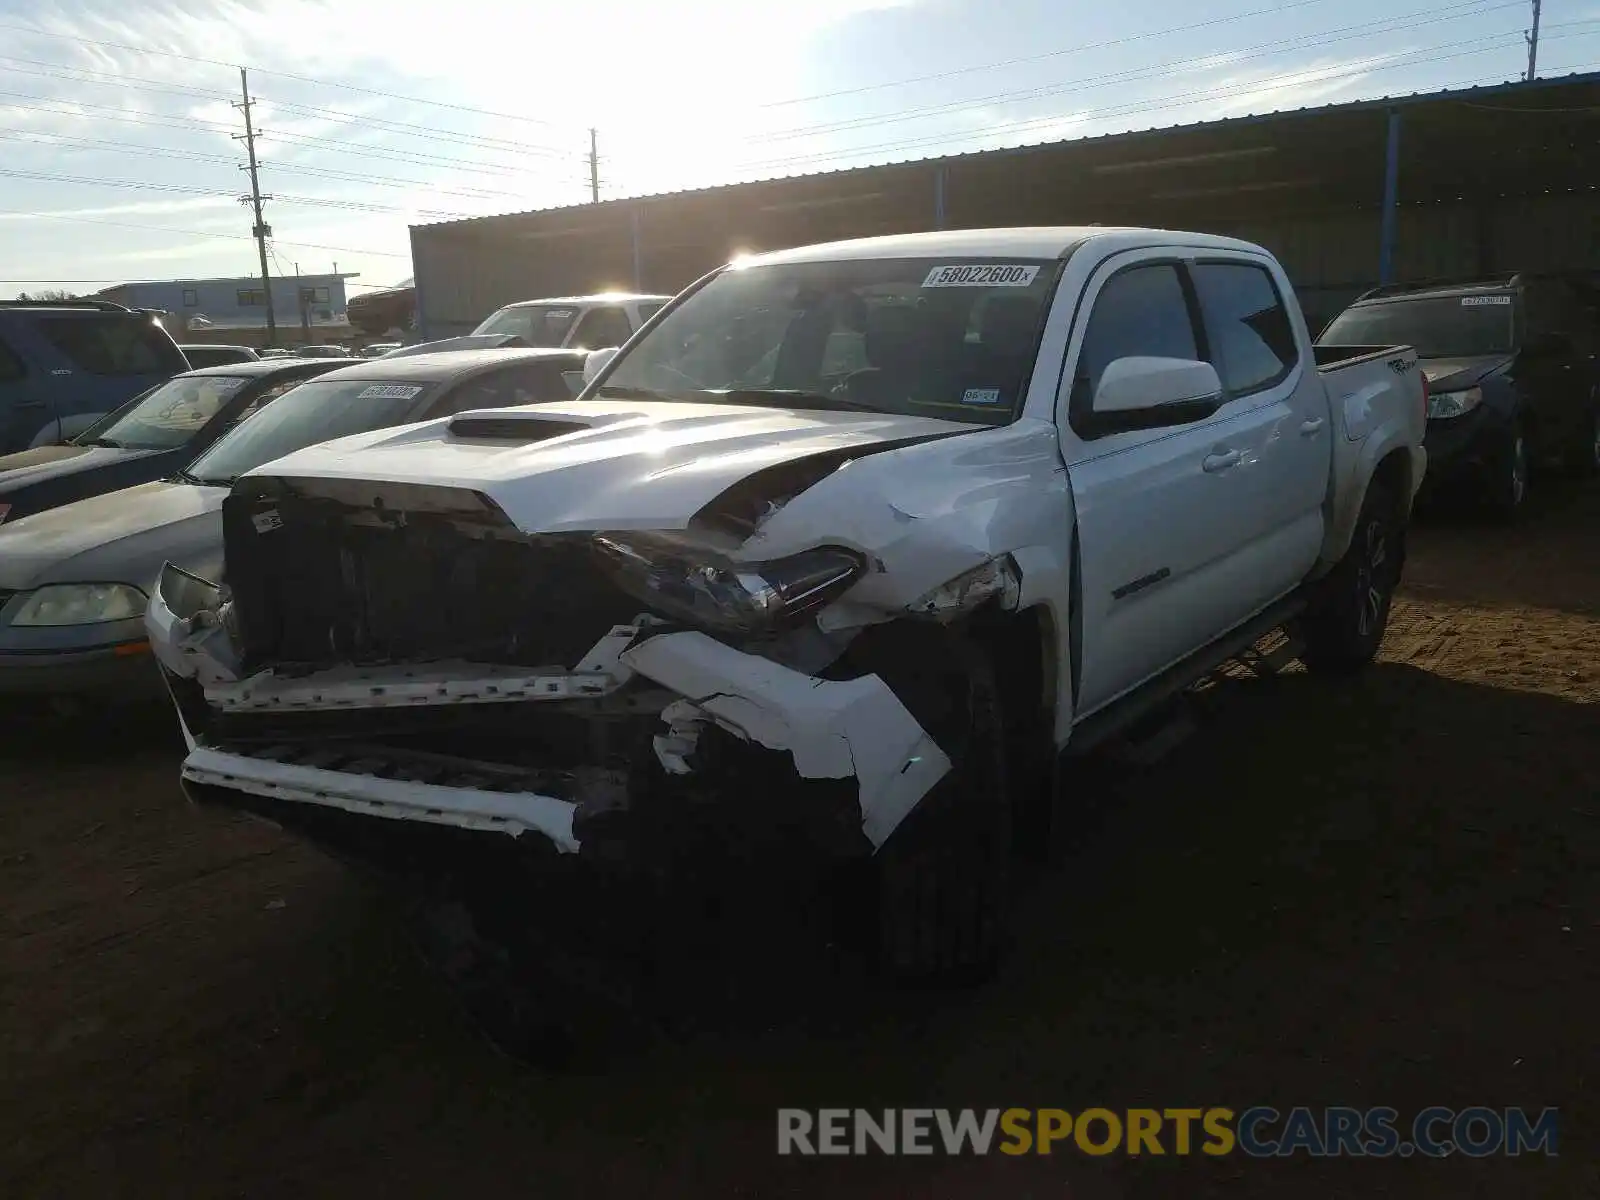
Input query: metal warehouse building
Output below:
<box><xmin>409</xmin><ymin>72</ymin><xmax>1600</xmax><ymax>339</ymax></box>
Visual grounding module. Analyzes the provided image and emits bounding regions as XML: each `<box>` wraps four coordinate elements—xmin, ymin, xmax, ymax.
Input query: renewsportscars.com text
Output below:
<box><xmin>777</xmin><ymin>1106</ymin><xmax>1559</xmax><ymax>1158</ymax></box>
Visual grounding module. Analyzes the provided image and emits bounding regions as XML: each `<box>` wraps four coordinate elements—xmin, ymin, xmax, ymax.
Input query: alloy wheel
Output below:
<box><xmin>1354</xmin><ymin>518</ymin><xmax>1389</xmax><ymax>639</ymax></box>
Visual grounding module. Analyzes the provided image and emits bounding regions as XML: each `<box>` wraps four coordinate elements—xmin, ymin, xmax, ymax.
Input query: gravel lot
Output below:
<box><xmin>3</xmin><ymin>482</ymin><xmax>1596</xmax><ymax>1199</ymax></box>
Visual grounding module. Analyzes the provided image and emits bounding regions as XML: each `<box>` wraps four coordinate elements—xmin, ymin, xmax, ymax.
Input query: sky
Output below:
<box><xmin>0</xmin><ymin>0</ymin><xmax>1592</xmax><ymax>297</ymax></box>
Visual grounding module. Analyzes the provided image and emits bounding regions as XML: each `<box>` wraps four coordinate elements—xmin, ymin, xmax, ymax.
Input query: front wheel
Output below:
<box><xmin>1484</xmin><ymin>423</ymin><xmax>1529</xmax><ymax>517</ymax></box>
<box><xmin>1300</xmin><ymin>479</ymin><xmax>1404</xmax><ymax>676</ymax></box>
<box><xmin>873</xmin><ymin>631</ymin><xmax>1011</xmax><ymax>982</ymax></box>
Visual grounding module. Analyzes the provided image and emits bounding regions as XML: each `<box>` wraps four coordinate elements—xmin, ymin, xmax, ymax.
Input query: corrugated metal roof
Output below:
<box><xmin>413</xmin><ymin>70</ymin><xmax>1600</xmax><ymax>232</ymax></box>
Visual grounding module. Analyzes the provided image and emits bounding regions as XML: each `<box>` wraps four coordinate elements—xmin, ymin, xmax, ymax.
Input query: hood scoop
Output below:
<box><xmin>448</xmin><ymin>413</ymin><xmax>594</xmax><ymax>442</ymax></box>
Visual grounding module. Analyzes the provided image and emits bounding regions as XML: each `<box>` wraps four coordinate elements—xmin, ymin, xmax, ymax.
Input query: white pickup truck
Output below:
<box><xmin>392</xmin><ymin>293</ymin><xmax>673</xmax><ymax>358</ymax></box>
<box><xmin>149</xmin><ymin>227</ymin><xmax>1426</xmax><ymax>1013</ymax></box>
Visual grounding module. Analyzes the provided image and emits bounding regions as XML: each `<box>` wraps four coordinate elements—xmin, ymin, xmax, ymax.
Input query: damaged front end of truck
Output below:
<box><xmin>146</xmin><ymin>407</ymin><xmax>1065</xmax><ymax>1022</ymax></box>
<box><xmin>154</xmin><ymin>491</ymin><xmax>968</xmax><ymax>857</ymax></box>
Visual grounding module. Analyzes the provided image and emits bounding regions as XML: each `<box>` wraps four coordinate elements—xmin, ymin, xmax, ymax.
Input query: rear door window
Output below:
<box><xmin>36</xmin><ymin>316</ymin><xmax>186</xmax><ymax>376</ymax></box>
<box><xmin>569</xmin><ymin>306</ymin><xmax>634</xmax><ymax>350</ymax></box>
<box><xmin>435</xmin><ymin>364</ymin><xmax>565</xmax><ymax>415</ymax></box>
<box><xmin>1193</xmin><ymin>262</ymin><xmax>1299</xmax><ymax>396</ymax></box>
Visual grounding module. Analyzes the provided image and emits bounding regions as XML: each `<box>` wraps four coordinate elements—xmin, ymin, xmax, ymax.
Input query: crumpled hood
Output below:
<box><xmin>0</xmin><ymin>444</ymin><xmax>161</xmax><ymax>492</ymax></box>
<box><xmin>1419</xmin><ymin>354</ymin><xmax>1512</xmax><ymax>391</ymax></box>
<box><xmin>242</xmin><ymin>399</ymin><xmax>978</xmax><ymax>532</ymax></box>
<box><xmin>0</xmin><ymin>479</ymin><xmax>227</xmax><ymax>591</ymax></box>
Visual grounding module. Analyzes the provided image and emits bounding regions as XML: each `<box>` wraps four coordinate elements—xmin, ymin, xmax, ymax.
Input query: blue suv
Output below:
<box><xmin>0</xmin><ymin>300</ymin><xmax>189</xmax><ymax>454</ymax></box>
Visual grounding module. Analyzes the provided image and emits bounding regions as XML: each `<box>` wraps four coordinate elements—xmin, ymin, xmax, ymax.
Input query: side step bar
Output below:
<box><xmin>1066</xmin><ymin>594</ymin><xmax>1307</xmax><ymax>758</ymax></box>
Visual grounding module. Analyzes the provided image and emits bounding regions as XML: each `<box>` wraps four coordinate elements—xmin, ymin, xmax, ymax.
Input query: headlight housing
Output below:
<box><xmin>1426</xmin><ymin>386</ymin><xmax>1482</xmax><ymax>420</ymax></box>
<box><xmin>592</xmin><ymin>532</ymin><xmax>863</xmax><ymax>634</ymax></box>
<box><xmin>9</xmin><ymin>583</ymin><xmax>148</xmax><ymax>627</ymax></box>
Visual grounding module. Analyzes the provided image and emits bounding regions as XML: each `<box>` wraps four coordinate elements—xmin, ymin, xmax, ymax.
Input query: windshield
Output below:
<box><xmin>599</xmin><ymin>257</ymin><xmax>1060</xmax><ymax>424</ymax></box>
<box><xmin>86</xmin><ymin>375</ymin><xmax>251</xmax><ymax>450</ymax></box>
<box><xmin>184</xmin><ymin>377</ymin><xmax>433</xmax><ymax>485</ymax></box>
<box><xmin>601</xmin><ymin>257</ymin><xmax>1062</xmax><ymax>422</ymax></box>
<box><xmin>473</xmin><ymin>304</ymin><xmax>580</xmax><ymax>346</ymax></box>
<box><xmin>1319</xmin><ymin>294</ymin><xmax>1516</xmax><ymax>358</ymax></box>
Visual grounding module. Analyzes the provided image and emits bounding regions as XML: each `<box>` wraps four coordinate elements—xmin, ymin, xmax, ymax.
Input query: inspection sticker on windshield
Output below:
<box><xmin>963</xmin><ymin>388</ymin><xmax>1003</xmax><ymax>405</ymax></box>
<box><xmin>252</xmin><ymin>509</ymin><xmax>283</xmax><ymax>534</ymax></box>
<box><xmin>356</xmin><ymin>384</ymin><xmax>425</xmax><ymax>400</ymax></box>
<box><xmin>922</xmin><ymin>264</ymin><xmax>1040</xmax><ymax>288</ymax></box>
<box><xmin>1461</xmin><ymin>295</ymin><xmax>1512</xmax><ymax>306</ymax></box>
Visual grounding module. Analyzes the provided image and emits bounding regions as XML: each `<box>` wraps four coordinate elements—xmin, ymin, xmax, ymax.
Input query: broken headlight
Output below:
<box><xmin>592</xmin><ymin>532</ymin><xmax>863</xmax><ymax>634</ymax></box>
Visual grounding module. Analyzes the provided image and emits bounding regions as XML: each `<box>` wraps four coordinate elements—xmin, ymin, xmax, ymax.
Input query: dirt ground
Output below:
<box><xmin>2</xmin><ymin>482</ymin><xmax>1596</xmax><ymax>1199</ymax></box>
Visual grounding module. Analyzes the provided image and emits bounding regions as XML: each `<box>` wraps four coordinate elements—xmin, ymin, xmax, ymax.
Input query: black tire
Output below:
<box><xmin>1568</xmin><ymin>402</ymin><xmax>1600</xmax><ymax>479</ymax></box>
<box><xmin>1483</xmin><ymin>422</ymin><xmax>1530</xmax><ymax>517</ymax></box>
<box><xmin>875</xmin><ymin>632</ymin><xmax>1011</xmax><ymax>982</ymax></box>
<box><xmin>1300</xmin><ymin>479</ymin><xmax>1404</xmax><ymax>676</ymax></box>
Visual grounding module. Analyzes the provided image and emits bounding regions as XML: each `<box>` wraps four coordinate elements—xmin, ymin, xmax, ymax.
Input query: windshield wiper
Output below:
<box><xmin>707</xmin><ymin>388</ymin><xmax>883</xmax><ymax>414</ymax></box>
<box><xmin>171</xmin><ymin>468</ymin><xmax>232</xmax><ymax>487</ymax></box>
<box><xmin>597</xmin><ymin>384</ymin><xmax>678</xmax><ymax>401</ymax></box>
<box><xmin>78</xmin><ymin>436</ymin><xmax>123</xmax><ymax>448</ymax></box>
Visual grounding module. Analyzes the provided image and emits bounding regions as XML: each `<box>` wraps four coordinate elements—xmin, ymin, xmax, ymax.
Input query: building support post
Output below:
<box><xmin>933</xmin><ymin>165</ymin><xmax>947</xmax><ymax>230</ymax></box>
<box><xmin>631</xmin><ymin>206</ymin><xmax>643</xmax><ymax>291</ymax></box>
<box><xmin>1378</xmin><ymin>108</ymin><xmax>1402</xmax><ymax>285</ymax></box>
<box><xmin>407</xmin><ymin>225</ymin><xmax>425</xmax><ymax>342</ymax></box>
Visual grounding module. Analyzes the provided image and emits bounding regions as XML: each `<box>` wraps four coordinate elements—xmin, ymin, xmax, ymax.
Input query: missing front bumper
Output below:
<box><xmin>154</xmin><ymin>558</ymin><xmax>953</xmax><ymax>862</ymax></box>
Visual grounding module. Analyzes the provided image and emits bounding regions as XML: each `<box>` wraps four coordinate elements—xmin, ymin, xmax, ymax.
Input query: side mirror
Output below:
<box><xmin>582</xmin><ymin>345</ymin><xmax>619</xmax><ymax>385</ymax></box>
<box><xmin>1087</xmin><ymin>356</ymin><xmax>1223</xmax><ymax>435</ymax></box>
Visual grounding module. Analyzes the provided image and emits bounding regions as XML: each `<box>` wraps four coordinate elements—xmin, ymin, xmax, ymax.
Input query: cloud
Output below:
<box><xmin>1194</xmin><ymin>52</ymin><xmax>1401</xmax><ymax>118</ymax></box>
<box><xmin>102</xmin><ymin>240</ymin><xmax>254</xmax><ymax>265</ymax></box>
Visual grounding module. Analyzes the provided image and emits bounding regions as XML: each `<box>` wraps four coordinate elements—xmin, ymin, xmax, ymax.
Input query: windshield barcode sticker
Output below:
<box><xmin>1461</xmin><ymin>295</ymin><xmax>1512</xmax><ymax>306</ymax></box>
<box><xmin>922</xmin><ymin>264</ymin><xmax>1040</xmax><ymax>288</ymax></box>
<box><xmin>356</xmin><ymin>384</ymin><xmax>425</xmax><ymax>399</ymax></box>
<box><xmin>252</xmin><ymin>509</ymin><xmax>283</xmax><ymax>534</ymax></box>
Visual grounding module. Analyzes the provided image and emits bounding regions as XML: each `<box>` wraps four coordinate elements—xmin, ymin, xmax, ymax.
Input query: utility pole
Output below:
<box><xmin>233</xmin><ymin>68</ymin><xmax>276</xmax><ymax>347</ymax></box>
<box><xmin>1525</xmin><ymin>0</ymin><xmax>1542</xmax><ymax>80</ymax></box>
<box><xmin>295</xmin><ymin>262</ymin><xmax>310</xmax><ymax>337</ymax></box>
<box><xmin>589</xmin><ymin>127</ymin><xmax>600</xmax><ymax>203</ymax></box>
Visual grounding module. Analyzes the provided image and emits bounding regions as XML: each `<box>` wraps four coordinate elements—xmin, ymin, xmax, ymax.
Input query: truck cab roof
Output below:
<box><xmin>742</xmin><ymin>226</ymin><xmax>1271</xmax><ymax>267</ymax></box>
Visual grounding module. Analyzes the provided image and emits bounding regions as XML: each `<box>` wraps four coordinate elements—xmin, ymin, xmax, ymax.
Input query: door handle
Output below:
<box><xmin>1300</xmin><ymin>416</ymin><xmax>1325</xmax><ymax>435</ymax></box>
<box><xmin>1202</xmin><ymin>449</ymin><xmax>1242</xmax><ymax>473</ymax></box>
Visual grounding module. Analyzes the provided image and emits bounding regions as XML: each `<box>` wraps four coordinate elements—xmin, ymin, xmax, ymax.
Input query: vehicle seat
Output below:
<box><xmin>845</xmin><ymin>306</ymin><xmax>925</xmax><ymax>407</ymax></box>
<box><xmin>965</xmin><ymin>296</ymin><xmax>1040</xmax><ymax>400</ymax></box>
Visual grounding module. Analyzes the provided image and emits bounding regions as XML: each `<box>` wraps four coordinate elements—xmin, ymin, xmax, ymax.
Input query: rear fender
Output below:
<box><xmin>1320</xmin><ymin>416</ymin><xmax>1421</xmax><ymax>571</ymax></box>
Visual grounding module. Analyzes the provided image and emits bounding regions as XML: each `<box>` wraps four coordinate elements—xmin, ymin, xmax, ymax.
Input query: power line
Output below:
<box><xmin>756</xmin><ymin>0</ymin><xmax>1352</xmax><ymax>108</ymax></box>
<box><xmin>255</xmin><ymin>95</ymin><xmax>585</xmax><ymax>160</ymax></box>
<box><xmin>0</xmin><ymin>123</ymin><xmax>590</xmax><ymax>200</ymax></box>
<box><xmin>733</xmin><ymin>23</ymin><xmax>1597</xmax><ymax>173</ymax></box>
<box><xmin>753</xmin><ymin>0</ymin><xmax>1522</xmax><ymax>145</ymax></box>
<box><xmin>0</xmin><ymin>208</ymin><xmax>409</xmax><ymax>258</ymax></box>
<box><xmin>0</xmin><ymin>18</ymin><xmax>585</xmax><ymax>133</ymax></box>
<box><xmin>0</xmin><ymin>56</ymin><xmax>585</xmax><ymax>162</ymax></box>
<box><xmin>0</xmin><ymin>90</ymin><xmax>584</xmax><ymax>185</ymax></box>
<box><xmin>0</xmin><ymin>165</ymin><xmax>480</xmax><ymax>219</ymax></box>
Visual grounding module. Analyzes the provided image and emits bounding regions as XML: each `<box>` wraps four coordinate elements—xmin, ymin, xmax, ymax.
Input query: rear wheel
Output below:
<box><xmin>1301</xmin><ymin>479</ymin><xmax>1404</xmax><ymax>676</ymax></box>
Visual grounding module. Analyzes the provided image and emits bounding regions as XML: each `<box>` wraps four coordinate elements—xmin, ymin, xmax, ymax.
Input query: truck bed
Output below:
<box><xmin>1313</xmin><ymin>343</ymin><xmax>1412</xmax><ymax>371</ymax></box>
